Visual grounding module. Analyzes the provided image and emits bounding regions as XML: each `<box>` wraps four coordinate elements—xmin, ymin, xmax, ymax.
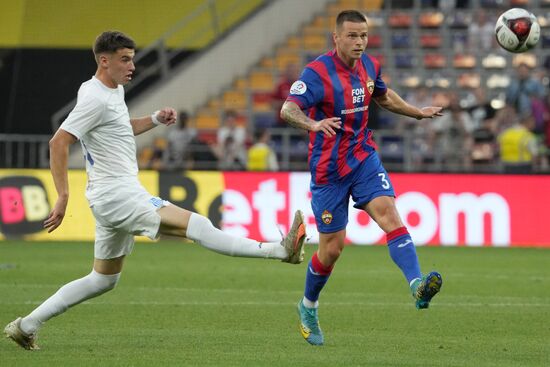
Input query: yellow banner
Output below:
<box><xmin>0</xmin><ymin>170</ymin><xmax>224</xmax><ymax>242</ymax></box>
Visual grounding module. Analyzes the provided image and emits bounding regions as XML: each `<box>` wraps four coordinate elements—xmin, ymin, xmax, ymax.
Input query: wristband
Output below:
<box><xmin>151</xmin><ymin>110</ymin><xmax>161</xmax><ymax>125</ymax></box>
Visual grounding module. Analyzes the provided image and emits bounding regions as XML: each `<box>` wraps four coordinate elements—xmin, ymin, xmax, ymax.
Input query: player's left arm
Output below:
<box><xmin>130</xmin><ymin>107</ymin><xmax>177</xmax><ymax>135</ymax></box>
<box><xmin>374</xmin><ymin>88</ymin><xmax>443</xmax><ymax>120</ymax></box>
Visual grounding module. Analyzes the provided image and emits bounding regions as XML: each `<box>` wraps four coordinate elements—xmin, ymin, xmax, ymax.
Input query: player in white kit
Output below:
<box><xmin>4</xmin><ymin>31</ymin><xmax>306</xmax><ymax>350</ymax></box>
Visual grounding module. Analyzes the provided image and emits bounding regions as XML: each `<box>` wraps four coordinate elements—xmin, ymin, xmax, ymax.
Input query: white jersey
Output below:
<box><xmin>61</xmin><ymin>76</ymin><xmax>138</xmax><ymax>181</ymax></box>
<box><xmin>60</xmin><ymin>76</ymin><xmax>138</xmax><ymax>203</ymax></box>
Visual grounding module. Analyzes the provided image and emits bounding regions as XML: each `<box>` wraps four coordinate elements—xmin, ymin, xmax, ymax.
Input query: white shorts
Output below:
<box><xmin>89</xmin><ymin>180</ymin><xmax>169</xmax><ymax>260</ymax></box>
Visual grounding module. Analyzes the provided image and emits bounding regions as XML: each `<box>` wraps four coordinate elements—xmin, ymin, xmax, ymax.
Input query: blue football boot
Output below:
<box><xmin>411</xmin><ymin>271</ymin><xmax>442</xmax><ymax>309</ymax></box>
<box><xmin>297</xmin><ymin>300</ymin><xmax>324</xmax><ymax>345</ymax></box>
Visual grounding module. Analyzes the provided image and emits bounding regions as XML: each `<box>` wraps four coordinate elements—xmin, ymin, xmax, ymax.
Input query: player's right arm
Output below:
<box><xmin>280</xmin><ymin>101</ymin><xmax>341</xmax><ymax>136</ymax></box>
<box><xmin>44</xmin><ymin>129</ymin><xmax>77</xmax><ymax>233</ymax></box>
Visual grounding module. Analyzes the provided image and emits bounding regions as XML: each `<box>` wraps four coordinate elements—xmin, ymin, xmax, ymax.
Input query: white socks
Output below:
<box><xmin>186</xmin><ymin>213</ymin><xmax>287</xmax><ymax>259</ymax></box>
<box><xmin>302</xmin><ymin>297</ymin><xmax>319</xmax><ymax>309</ymax></box>
<box><xmin>20</xmin><ymin>270</ymin><xmax>120</xmax><ymax>335</ymax></box>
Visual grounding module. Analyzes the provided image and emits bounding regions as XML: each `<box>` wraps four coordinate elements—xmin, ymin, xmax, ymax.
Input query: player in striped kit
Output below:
<box><xmin>281</xmin><ymin>10</ymin><xmax>443</xmax><ymax>346</ymax></box>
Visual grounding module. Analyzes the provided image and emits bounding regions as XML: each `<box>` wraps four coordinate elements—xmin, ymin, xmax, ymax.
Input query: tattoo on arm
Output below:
<box><xmin>280</xmin><ymin>101</ymin><xmax>313</xmax><ymax>131</ymax></box>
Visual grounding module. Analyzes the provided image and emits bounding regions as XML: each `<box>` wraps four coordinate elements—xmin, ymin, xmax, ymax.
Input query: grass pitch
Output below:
<box><xmin>1</xmin><ymin>240</ymin><xmax>549</xmax><ymax>366</ymax></box>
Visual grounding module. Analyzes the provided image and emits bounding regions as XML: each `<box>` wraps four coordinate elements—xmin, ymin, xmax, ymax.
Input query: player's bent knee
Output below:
<box><xmin>186</xmin><ymin>213</ymin><xmax>214</xmax><ymax>242</ymax></box>
<box><xmin>90</xmin><ymin>270</ymin><xmax>121</xmax><ymax>293</ymax></box>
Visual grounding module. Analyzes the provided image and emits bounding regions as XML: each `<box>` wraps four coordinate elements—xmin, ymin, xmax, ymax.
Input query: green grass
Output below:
<box><xmin>1</xmin><ymin>241</ymin><xmax>549</xmax><ymax>366</ymax></box>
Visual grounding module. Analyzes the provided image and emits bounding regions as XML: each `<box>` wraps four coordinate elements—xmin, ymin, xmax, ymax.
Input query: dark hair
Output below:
<box><xmin>93</xmin><ymin>31</ymin><xmax>135</xmax><ymax>58</ymax></box>
<box><xmin>336</xmin><ymin>10</ymin><xmax>367</xmax><ymax>28</ymax></box>
<box><xmin>254</xmin><ymin>129</ymin><xmax>268</xmax><ymax>141</ymax></box>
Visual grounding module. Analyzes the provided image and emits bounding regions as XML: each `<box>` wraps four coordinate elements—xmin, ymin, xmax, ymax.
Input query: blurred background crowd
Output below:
<box><xmin>2</xmin><ymin>0</ymin><xmax>550</xmax><ymax>174</ymax></box>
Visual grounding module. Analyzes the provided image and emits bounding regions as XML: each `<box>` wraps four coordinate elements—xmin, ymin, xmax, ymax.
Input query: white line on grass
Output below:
<box><xmin>2</xmin><ymin>300</ymin><xmax>549</xmax><ymax>308</ymax></box>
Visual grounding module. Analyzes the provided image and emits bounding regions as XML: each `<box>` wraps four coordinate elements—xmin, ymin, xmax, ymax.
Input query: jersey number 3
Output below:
<box><xmin>378</xmin><ymin>173</ymin><xmax>390</xmax><ymax>189</ymax></box>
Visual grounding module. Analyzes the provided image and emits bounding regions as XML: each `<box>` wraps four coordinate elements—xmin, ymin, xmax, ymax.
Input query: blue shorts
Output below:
<box><xmin>310</xmin><ymin>151</ymin><xmax>395</xmax><ymax>233</ymax></box>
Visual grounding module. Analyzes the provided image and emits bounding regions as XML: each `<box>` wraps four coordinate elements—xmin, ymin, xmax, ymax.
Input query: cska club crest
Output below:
<box><xmin>366</xmin><ymin>79</ymin><xmax>375</xmax><ymax>95</ymax></box>
<box><xmin>321</xmin><ymin>210</ymin><xmax>333</xmax><ymax>224</ymax></box>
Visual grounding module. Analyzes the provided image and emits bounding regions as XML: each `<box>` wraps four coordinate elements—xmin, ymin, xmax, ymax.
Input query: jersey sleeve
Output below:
<box><xmin>59</xmin><ymin>94</ymin><xmax>105</xmax><ymax>140</ymax></box>
<box><xmin>285</xmin><ymin>67</ymin><xmax>324</xmax><ymax>110</ymax></box>
<box><xmin>372</xmin><ymin>67</ymin><xmax>387</xmax><ymax>98</ymax></box>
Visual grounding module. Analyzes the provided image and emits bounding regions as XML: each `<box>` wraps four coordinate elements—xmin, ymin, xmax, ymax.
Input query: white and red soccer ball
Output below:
<box><xmin>495</xmin><ymin>8</ymin><xmax>540</xmax><ymax>53</ymax></box>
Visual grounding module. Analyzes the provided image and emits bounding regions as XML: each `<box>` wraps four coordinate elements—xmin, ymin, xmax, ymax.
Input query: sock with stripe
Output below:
<box><xmin>303</xmin><ymin>252</ymin><xmax>333</xmax><ymax>308</ymax></box>
<box><xmin>387</xmin><ymin>226</ymin><xmax>422</xmax><ymax>285</ymax></box>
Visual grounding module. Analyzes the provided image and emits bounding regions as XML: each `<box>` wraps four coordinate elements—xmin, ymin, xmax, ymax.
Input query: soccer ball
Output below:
<box><xmin>495</xmin><ymin>8</ymin><xmax>540</xmax><ymax>53</ymax></box>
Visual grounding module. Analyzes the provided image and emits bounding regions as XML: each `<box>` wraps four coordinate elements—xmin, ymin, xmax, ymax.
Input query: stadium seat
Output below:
<box><xmin>391</xmin><ymin>34</ymin><xmax>411</xmax><ymax>48</ymax></box>
<box><xmin>249</xmin><ymin>71</ymin><xmax>274</xmax><ymax>91</ymax></box>
<box><xmin>420</xmin><ymin>34</ymin><xmax>442</xmax><ymax>48</ymax></box>
<box><xmin>366</xmin><ymin>13</ymin><xmax>385</xmax><ymax>28</ymax></box>
<box><xmin>424</xmin><ymin>53</ymin><xmax>446</xmax><ymax>68</ymax></box>
<box><xmin>482</xmin><ymin>54</ymin><xmax>507</xmax><ymax>69</ymax></box>
<box><xmin>370</xmin><ymin>53</ymin><xmax>386</xmax><ymax>66</ymax></box>
<box><xmin>419</xmin><ymin>12</ymin><xmax>444</xmax><ymax>28</ymax></box>
<box><xmin>453</xmin><ymin>54</ymin><xmax>476</xmax><ymax>69</ymax></box>
<box><xmin>286</xmin><ymin>36</ymin><xmax>301</xmax><ymax>49</ymax></box>
<box><xmin>259</xmin><ymin>57</ymin><xmax>275</xmax><ymax>69</ymax></box>
<box><xmin>360</xmin><ymin>0</ymin><xmax>383</xmax><ymax>10</ymax></box>
<box><xmin>457</xmin><ymin>73</ymin><xmax>481</xmax><ymax>88</ymax></box>
<box><xmin>425</xmin><ymin>75</ymin><xmax>451</xmax><ymax>89</ymax></box>
<box><xmin>398</xmin><ymin>73</ymin><xmax>421</xmax><ymax>88</ymax></box>
<box><xmin>512</xmin><ymin>54</ymin><xmax>537</xmax><ymax>68</ymax></box>
<box><xmin>233</xmin><ymin>77</ymin><xmax>248</xmax><ymax>90</ymax></box>
<box><xmin>486</xmin><ymin>74</ymin><xmax>511</xmax><ymax>89</ymax></box>
<box><xmin>311</xmin><ymin>15</ymin><xmax>330</xmax><ymax>28</ymax></box>
<box><xmin>251</xmin><ymin>92</ymin><xmax>273</xmax><ymax>112</ymax></box>
<box><xmin>388</xmin><ymin>13</ymin><xmax>413</xmax><ymax>28</ymax></box>
<box><xmin>368</xmin><ymin>34</ymin><xmax>383</xmax><ymax>48</ymax></box>
<box><xmin>395</xmin><ymin>53</ymin><xmax>415</xmax><ymax>68</ymax></box>
<box><xmin>303</xmin><ymin>34</ymin><xmax>329</xmax><ymax>52</ymax></box>
<box><xmin>195</xmin><ymin>112</ymin><xmax>221</xmax><ymax>129</ymax></box>
<box><xmin>275</xmin><ymin>52</ymin><xmax>302</xmax><ymax>71</ymax></box>
<box><xmin>222</xmin><ymin>90</ymin><xmax>248</xmax><ymax>110</ymax></box>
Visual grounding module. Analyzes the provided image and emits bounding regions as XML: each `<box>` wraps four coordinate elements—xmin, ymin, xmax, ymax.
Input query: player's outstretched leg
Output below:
<box><xmin>411</xmin><ymin>271</ymin><xmax>443</xmax><ymax>309</ymax></box>
<box><xmin>184</xmin><ymin>210</ymin><xmax>306</xmax><ymax>263</ymax></box>
<box><xmin>4</xmin><ymin>317</ymin><xmax>40</xmax><ymax>351</ymax></box>
<box><xmin>297</xmin><ymin>300</ymin><xmax>324</xmax><ymax>346</ymax></box>
<box><xmin>281</xmin><ymin>210</ymin><xmax>306</xmax><ymax>264</ymax></box>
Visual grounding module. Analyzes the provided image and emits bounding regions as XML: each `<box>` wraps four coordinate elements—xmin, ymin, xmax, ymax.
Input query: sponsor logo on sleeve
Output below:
<box><xmin>290</xmin><ymin>80</ymin><xmax>307</xmax><ymax>95</ymax></box>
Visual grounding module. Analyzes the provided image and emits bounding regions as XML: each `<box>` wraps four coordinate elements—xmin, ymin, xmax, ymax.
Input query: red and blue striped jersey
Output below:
<box><xmin>286</xmin><ymin>50</ymin><xmax>387</xmax><ymax>185</ymax></box>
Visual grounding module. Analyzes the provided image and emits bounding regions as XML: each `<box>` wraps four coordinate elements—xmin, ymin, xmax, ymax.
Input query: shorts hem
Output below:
<box><xmin>353</xmin><ymin>191</ymin><xmax>395</xmax><ymax>209</ymax></box>
<box><xmin>317</xmin><ymin>222</ymin><xmax>348</xmax><ymax>234</ymax></box>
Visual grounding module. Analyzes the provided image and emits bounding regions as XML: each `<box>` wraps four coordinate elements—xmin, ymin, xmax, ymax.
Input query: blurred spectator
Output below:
<box><xmin>468</xmin><ymin>10</ymin><xmax>495</xmax><ymax>51</ymax></box>
<box><xmin>272</xmin><ymin>64</ymin><xmax>300</xmax><ymax>126</ymax></box>
<box><xmin>430</xmin><ymin>93</ymin><xmax>475</xmax><ymax>170</ymax></box>
<box><xmin>215</xmin><ymin>109</ymin><xmax>247</xmax><ymax>170</ymax></box>
<box><xmin>401</xmin><ymin>86</ymin><xmax>435</xmax><ymax>167</ymax></box>
<box><xmin>543</xmin><ymin>94</ymin><xmax>550</xmax><ymax>148</ymax></box>
<box><xmin>467</xmin><ymin>88</ymin><xmax>498</xmax><ymax>167</ymax></box>
<box><xmin>466</xmin><ymin>87</ymin><xmax>496</xmax><ymax>127</ymax></box>
<box><xmin>505</xmin><ymin>63</ymin><xmax>546</xmax><ymax>117</ymax></box>
<box><xmin>247</xmin><ymin>129</ymin><xmax>279</xmax><ymax>171</ymax></box>
<box><xmin>163</xmin><ymin>111</ymin><xmax>197</xmax><ymax>170</ymax></box>
<box><xmin>140</xmin><ymin>137</ymin><xmax>166</xmax><ymax>170</ymax></box>
<box><xmin>498</xmin><ymin>113</ymin><xmax>538</xmax><ymax>173</ymax></box>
